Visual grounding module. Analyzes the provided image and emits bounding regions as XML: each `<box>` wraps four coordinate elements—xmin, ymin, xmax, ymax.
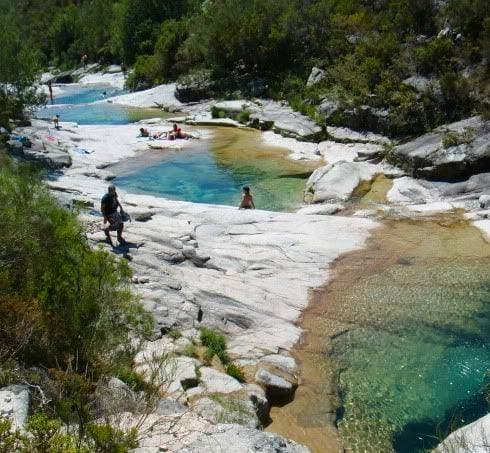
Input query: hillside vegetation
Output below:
<box><xmin>0</xmin><ymin>0</ymin><xmax>488</xmax><ymax>136</ymax></box>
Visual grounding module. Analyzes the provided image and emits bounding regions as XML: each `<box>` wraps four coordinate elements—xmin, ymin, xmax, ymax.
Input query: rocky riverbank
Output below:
<box><xmin>4</xmin><ymin>75</ymin><xmax>490</xmax><ymax>452</ymax></box>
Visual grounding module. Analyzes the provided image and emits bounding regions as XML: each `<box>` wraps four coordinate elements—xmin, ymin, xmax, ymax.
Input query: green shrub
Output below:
<box><xmin>86</xmin><ymin>424</ymin><xmax>138</xmax><ymax>452</ymax></box>
<box><xmin>225</xmin><ymin>363</ymin><xmax>246</xmax><ymax>382</ymax></box>
<box><xmin>442</xmin><ymin>127</ymin><xmax>475</xmax><ymax>148</ymax></box>
<box><xmin>167</xmin><ymin>328</ymin><xmax>182</xmax><ymax>340</ymax></box>
<box><xmin>115</xmin><ymin>365</ymin><xmax>148</xmax><ymax>392</ymax></box>
<box><xmin>0</xmin><ymin>163</ymin><xmax>152</xmax><ymax>372</ymax></box>
<box><xmin>414</xmin><ymin>37</ymin><xmax>456</xmax><ymax>76</ymax></box>
<box><xmin>182</xmin><ymin>343</ymin><xmax>198</xmax><ymax>358</ymax></box>
<box><xmin>0</xmin><ymin>417</ymin><xmax>24</xmax><ymax>452</ymax></box>
<box><xmin>236</xmin><ymin>110</ymin><xmax>250</xmax><ymax>124</ymax></box>
<box><xmin>200</xmin><ymin>328</ymin><xmax>229</xmax><ymax>365</ymax></box>
<box><xmin>211</xmin><ymin>106</ymin><xmax>226</xmax><ymax>119</ymax></box>
<box><xmin>202</xmin><ymin>348</ymin><xmax>214</xmax><ymax>365</ymax></box>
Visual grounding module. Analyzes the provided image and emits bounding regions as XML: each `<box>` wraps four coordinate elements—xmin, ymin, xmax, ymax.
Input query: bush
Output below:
<box><xmin>442</xmin><ymin>127</ymin><xmax>475</xmax><ymax>148</ymax></box>
<box><xmin>200</xmin><ymin>327</ymin><xmax>229</xmax><ymax>365</ymax></box>
<box><xmin>182</xmin><ymin>344</ymin><xmax>198</xmax><ymax>358</ymax></box>
<box><xmin>0</xmin><ymin>163</ymin><xmax>152</xmax><ymax>373</ymax></box>
<box><xmin>225</xmin><ymin>363</ymin><xmax>246</xmax><ymax>382</ymax></box>
<box><xmin>236</xmin><ymin>111</ymin><xmax>250</xmax><ymax>124</ymax></box>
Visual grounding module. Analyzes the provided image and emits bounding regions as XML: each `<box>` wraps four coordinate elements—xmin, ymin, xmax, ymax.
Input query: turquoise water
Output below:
<box><xmin>36</xmin><ymin>85</ymin><xmax>167</xmax><ymax>125</ymax></box>
<box><xmin>327</xmin><ymin>221</ymin><xmax>490</xmax><ymax>452</ymax></box>
<box><xmin>53</xmin><ymin>85</ymin><xmax>126</xmax><ymax>105</ymax></box>
<box><xmin>114</xmin><ymin>138</ymin><xmax>311</xmax><ymax>212</ymax></box>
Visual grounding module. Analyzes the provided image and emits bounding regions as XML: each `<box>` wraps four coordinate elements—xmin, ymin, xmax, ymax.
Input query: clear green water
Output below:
<box><xmin>329</xmin><ymin>220</ymin><xmax>490</xmax><ymax>452</ymax></box>
<box><xmin>115</xmin><ymin>128</ymin><xmax>314</xmax><ymax>211</ymax></box>
<box><xmin>35</xmin><ymin>85</ymin><xmax>168</xmax><ymax>125</ymax></box>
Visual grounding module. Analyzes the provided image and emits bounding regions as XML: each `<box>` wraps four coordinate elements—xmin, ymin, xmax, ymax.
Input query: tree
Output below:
<box><xmin>0</xmin><ymin>13</ymin><xmax>44</xmax><ymax>128</ymax></box>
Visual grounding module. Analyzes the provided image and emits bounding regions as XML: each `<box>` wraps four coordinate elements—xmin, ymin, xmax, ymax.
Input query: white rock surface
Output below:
<box><xmin>435</xmin><ymin>413</ymin><xmax>490</xmax><ymax>453</ymax></box>
<box><xmin>326</xmin><ymin>126</ymin><xmax>391</xmax><ymax>144</ymax></box>
<box><xmin>0</xmin><ymin>386</ymin><xmax>30</xmax><ymax>431</ymax></box>
<box><xmin>199</xmin><ymin>368</ymin><xmax>243</xmax><ymax>394</ymax></box>
<box><xmin>180</xmin><ymin>424</ymin><xmax>310</xmax><ymax>453</ymax></box>
<box><xmin>306</xmin><ymin>161</ymin><xmax>382</xmax><ymax>203</ymax></box>
<box><xmin>108</xmin><ymin>83</ymin><xmax>182</xmax><ymax>108</ymax></box>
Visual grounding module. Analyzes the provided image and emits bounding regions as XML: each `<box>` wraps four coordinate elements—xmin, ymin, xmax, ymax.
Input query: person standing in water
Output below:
<box><xmin>101</xmin><ymin>184</ymin><xmax>127</xmax><ymax>246</ymax></box>
<box><xmin>239</xmin><ymin>186</ymin><xmax>255</xmax><ymax>209</ymax></box>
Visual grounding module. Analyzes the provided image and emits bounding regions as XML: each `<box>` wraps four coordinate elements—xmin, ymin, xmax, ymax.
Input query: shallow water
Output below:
<box><xmin>267</xmin><ymin>217</ymin><xmax>490</xmax><ymax>453</ymax></box>
<box><xmin>36</xmin><ymin>85</ymin><xmax>168</xmax><ymax>125</ymax></box>
<box><xmin>115</xmin><ymin>128</ymin><xmax>315</xmax><ymax>211</ymax></box>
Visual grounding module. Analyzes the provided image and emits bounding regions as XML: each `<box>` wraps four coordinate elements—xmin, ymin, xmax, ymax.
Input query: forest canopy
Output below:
<box><xmin>0</xmin><ymin>0</ymin><xmax>488</xmax><ymax>136</ymax></box>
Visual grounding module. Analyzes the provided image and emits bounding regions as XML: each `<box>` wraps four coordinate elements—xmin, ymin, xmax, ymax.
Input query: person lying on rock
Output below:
<box><xmin>101</xmin><ymin>184</ymin><xmax>127</xmax><ymax>246</ymax></box>
<box><xmin>139</xmin><ymin>127</ymin><xmax>166</xmax><ymax>139</ymax></box>
<box><xmin>239</xmin><ymin>186</ymin><xmax>255</xmax><ymax>209</ymax></box>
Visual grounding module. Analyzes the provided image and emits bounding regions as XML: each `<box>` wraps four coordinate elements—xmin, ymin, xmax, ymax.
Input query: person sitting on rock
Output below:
<box><xmin>239</xmin><ymin>186</ymin><xmax>255</xmax><ymax>209</ymax></box>
<box><xmin>168</xmin><ymin>123</ymin><xmax>186</xmax><ymax>140</ymax></box>
<box><xmin>101</xmin><ymin>184</ymin><xmax>127</xmax><ymax>246</ymax></box>
<box><xmin>139</xmin><ymin>127</ymin><xmax>150</xmax><ymax>137</ymax></box>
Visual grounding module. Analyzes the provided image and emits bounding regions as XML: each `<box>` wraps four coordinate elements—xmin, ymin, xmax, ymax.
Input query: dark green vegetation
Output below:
<box><xmin>0</xmin><ymin>161</ymin><xmax>153</xmax><ymax>451</ymax></box>
<box><xmin>1</xmin><ymin>0</ymin><xmax>488</xmax><ymax>137</ymax></box>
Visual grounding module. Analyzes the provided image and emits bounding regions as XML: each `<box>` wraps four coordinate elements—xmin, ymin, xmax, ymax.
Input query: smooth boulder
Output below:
<box><xmin>391</xmin><ymin>116</ymin><xmax>490</xmax><ymax>180</ymax></box>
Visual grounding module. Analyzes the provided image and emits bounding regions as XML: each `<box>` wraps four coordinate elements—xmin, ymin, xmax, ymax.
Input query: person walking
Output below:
<box><xmin>101</xmin><ymin>184</ymin><xmax>127</xmax><ymax>246</ymax></box>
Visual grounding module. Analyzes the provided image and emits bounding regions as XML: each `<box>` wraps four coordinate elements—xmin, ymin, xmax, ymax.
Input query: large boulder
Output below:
<box><xmin>391</xmin><ymin>116</ymin><xmax>490</xmax><ymax>180</ymax></box>
<box><xmin>0</xmin><ymin>385</ymin><xmax>30</xmax><ymax>431</ymax></box>
<box><xmin>193</xmin><ymin>396</ymin><xmax>259</xmax><ymax>428</ymax></box>
<box><xmin>305</xmin><ymin>161</ymin><xmax>382</xmax><ymax>203</ymax></box>
<box><xmin>249</xmin><ymin>100</ymin><xmax>324</xmax><ymax>141</ymax></box>
<box><xmin>199</xmin><ymin>367</ymin><xmax>243</xmax><ymax>394</ymax></box>
<box><xmin>306</xmin><ymin>67</ymin><xmax>326</xmax><ymax>87</ymax></box>
<box><xmin>435</xmin><ymin>413</ymin><xmax>490</xmax><ymax>453</ymax></box>
<box><xmin>7</xmin><ymin>139</ymin><xmax>72</xmax><ymax>170</ymax></box>
<box><xmin>180</xmin><ymin>423</ymin><xmax>310</xmax><ymax>453</ymax></box>
<box><xmin>254</xmin><ymin>369</ymin><xmax>296</xmax><ymax>401</ymax></box>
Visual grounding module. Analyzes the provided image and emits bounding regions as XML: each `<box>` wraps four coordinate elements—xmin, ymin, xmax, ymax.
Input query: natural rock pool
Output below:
<box><xmin>268</xmin><ymin>215</ymin><xmax>490</xmax><ymax>452</ymax></box>
<box><xmin>36</xmin><ymin>84</ymin><xmax>169</xmax><ymax>125</ymax></box>
<box><xmin>114</xmin><ymin>128</ymin><xmax>316</xmax><ymax>212</ymax></box>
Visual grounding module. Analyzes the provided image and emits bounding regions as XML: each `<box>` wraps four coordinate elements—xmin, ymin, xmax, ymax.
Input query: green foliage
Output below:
<box><xmin>0</xmin><ymin>163</ymin><xmax>152</xmax><ymax>372</ymax></box>
<box><xmin>182</xmin><ymin>343</ymin><xmax>198</xmax><ymax>358</ymax></box>
<box><xmin>442</xmin><ymin>127</ymin><xmax>476</xmax><ymax>148</ymax></box>
<box><xmin>0</xmin><ymin>417</ymin><xmax>24</xmax><ymax>453</ymax></box>
<box><xmin>48</xmin><ymin>5</ymin><xmax>84</xmax><ymax>65</ymax></box>
<box><xmin>115</xmin><ymin>365</ymin><xmax>148</xmax><ymax>392</ymax></box>
<box><xmin>200</xmin><ymin>327</ymin><xmax>229</xmax><ymax>365</ymax></box>
<box><xmin>86</xmin><ymin>424</ymin><xmax>138</xmax><ymax>452</ymax></box>
<box><xmin>211</xmin><ymin>107</ymin><xmax>226</xmax><ymax>119</ymax></box>
<box><xmin>167</xmin><ymin>328</ymin><xmax>182</xmax><ymax>340</ymax></box>
<box><xmin>236</xmin><ymin>111</ymin><xmax>250</xmax><ymax>124</ymax></box>
<box><xmin>225</xmin><ymin>363</ymin><xmax>246</xmax><ymax>382</ymax></box>
<box><xmin>0</xmin><ymin>14</ymin><xmax>45</xmax><ymax>127</ymax></box>
<box><xmin>414</xmin><ymin>38</ymin><xmax>456</xmax><ymax>76</ymax></box>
